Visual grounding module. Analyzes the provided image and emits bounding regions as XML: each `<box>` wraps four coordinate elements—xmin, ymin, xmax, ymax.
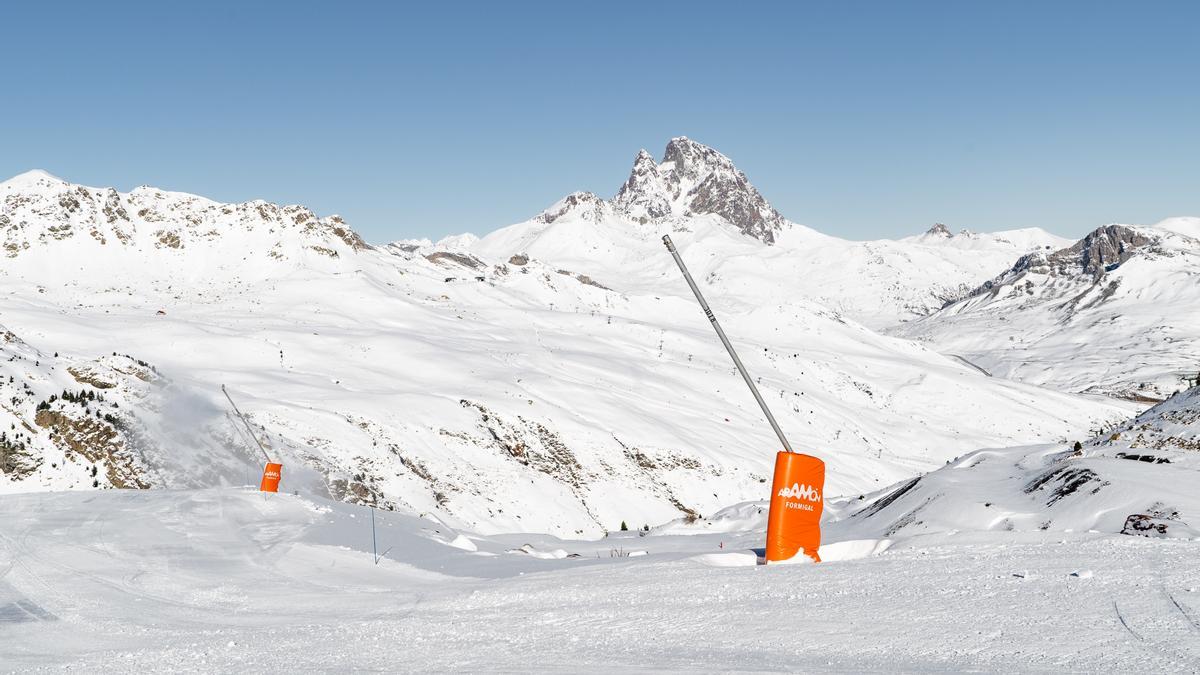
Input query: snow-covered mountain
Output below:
<box><xmin>0</xmin><ymin>169</ymin><xmax>367</xmax><ymax>288</ymax></box>
<box><xmin>896</xmin><ymin>218</ymin><xmax>1200</xmax><ymax>400</ymax></box>
<box><xmin>831</xmin><ymin>384</ymin><xmax>1200</xmax><ymax>542</ymax></box>
<box><xmin>0</xmin><ymin>161</ymin><xmax>1135</xmax><ymax>536</ymax></box>
<box><xmin>470</xmin><ymin>138</ymin><xmax>1069</xmax><ymax>328</ymax></box>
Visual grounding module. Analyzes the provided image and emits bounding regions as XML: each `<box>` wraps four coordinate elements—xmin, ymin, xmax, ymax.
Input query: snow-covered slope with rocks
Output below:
<box><xmin>829</xmin><ymin>385</ymin><xmax>1200</xmax><ymax>543</ymax></box>
<box><xmin>896</xmin><ymin>218</ymin><xmax>1200</xmax><ymax>400</ymax></box>
<box><xmin>1</xmin><ymin>170</ymin><xmax>366</xmax><ymax>273</ymax></box>
<box><xmin>0</xmin><ymin>164</ymin><xmax>1134</xmax><ymax>537</ymax></box>
<box><xmin>0</xmin><ymin>329</ymin><xmax>256</xmax><ymax>492</ymax></box>
<box><xmin>471</xmin><ymin>139</ymin><xmax>1069</xmax><ymax>328</ymax></box>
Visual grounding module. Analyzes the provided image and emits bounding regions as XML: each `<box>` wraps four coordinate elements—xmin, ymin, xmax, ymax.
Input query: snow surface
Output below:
<box><xmin>2</xmin><ymin>484</ymin><xmax>1198</xmax><ymax>671</ymax></box>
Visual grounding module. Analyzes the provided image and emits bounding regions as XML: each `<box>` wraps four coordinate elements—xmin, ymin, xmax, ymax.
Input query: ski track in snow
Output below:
<box><xmin>0</xmin><ymin>489</ymin><xmax>1196</xmax><ymax>672</ymax></box>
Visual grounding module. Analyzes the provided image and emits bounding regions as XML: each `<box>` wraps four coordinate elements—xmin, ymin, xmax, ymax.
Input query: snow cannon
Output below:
<box><xmin>661</xmin><ymin>235</ymin><xmax>825</xmax><ymax>563</ymax></box>
<box><xmin>765</xmin><ymin>452</ymin><xmax>824</xmax><ymax>562</ymax></box>
<box><xmin>222</xmin><ymin>385</ymin><xmax>284</xmax><ymax>494</ymax></box>
<box><xmin>259</xmin><ymin>462</ymin><xmax>283</xmax><ymax>493</ymax></box>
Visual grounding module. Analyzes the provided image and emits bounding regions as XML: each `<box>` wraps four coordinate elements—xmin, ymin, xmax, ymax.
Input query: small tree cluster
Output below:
<box><xmin>61</xmin><ymin>388</ymin><xmax>98</xmax><ymax>404</ymax></box>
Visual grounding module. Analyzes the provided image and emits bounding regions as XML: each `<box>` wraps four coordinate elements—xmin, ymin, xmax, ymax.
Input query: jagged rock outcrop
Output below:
<box><xmin>612</xmin><ymin>150</ymin><xmax>672</xmax><ymax>221</ymax></box>
<box><xmin>534</xmin><ymin>137</ymin><xmax>788</xmax><ymax>243</ymax></box>
<box><xmin>925</xmin><ymin>223</ymin><xmax>952</xmax><ymax>237</ymax></box>
<box><xmin>657</xmin><ymin>137</ymin><xmax>785</xmax><ymax>242</ymax></box>
<box><xmin>1065</xmin><ymin>225</ymin><xmax>1153</xmax><ymax>279</ymax></box>
<box><xmin>967</xmin><ymin>224</ymin><xmax>1157</xmax><ymax>300</ymax></box>
<box><xmin>535</xmin><ymin>191</ymin><xmax>609</xmax><ymax>225</ymax></box>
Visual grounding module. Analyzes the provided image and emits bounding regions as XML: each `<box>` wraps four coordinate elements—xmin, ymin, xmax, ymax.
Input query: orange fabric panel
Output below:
<box><xmin>765</xmin><ymin>451</ymin><xmax>824</xmax><ymax>562</ymax></box>
<box><xmin>259</xmin><ymin>462</ymin><xmax>283</xmax><ymax>493</ymax></box>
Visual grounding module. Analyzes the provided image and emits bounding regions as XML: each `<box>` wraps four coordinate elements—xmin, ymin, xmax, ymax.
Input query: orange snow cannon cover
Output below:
<box><xmin>259</xmin><ymin>463</ymin><xmax>283</xmax><ymax>493</ymax></box>
<box><xmin>765</xmin><ymin>451</ymin><xmax>824</xmax><ymax>563</ymax></box>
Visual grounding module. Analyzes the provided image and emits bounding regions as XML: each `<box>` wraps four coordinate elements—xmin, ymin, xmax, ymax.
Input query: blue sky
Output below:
<box><xmin>2</xmin><ymin>1</ymin><xmax>1197</xmax><ymax>243</ymax></box>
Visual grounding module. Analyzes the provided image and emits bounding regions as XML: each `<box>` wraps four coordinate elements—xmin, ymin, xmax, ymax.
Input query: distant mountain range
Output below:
<box><xmin>0</xmin><ymin>138</ymin><xmax>1190</xmax><ymax>536</ymax></box>
<box><xmin>896</xmin><ymin>218</ymin><xmax>1200</xmax><ymax>400</ymax></box>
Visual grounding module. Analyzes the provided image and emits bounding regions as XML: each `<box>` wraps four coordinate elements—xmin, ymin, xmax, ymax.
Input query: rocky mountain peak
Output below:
<box><xmin>612</xmin><ymin>150</ymin><xmax>671</xmax><ymax>222</ymax></box>
<box><xmin>1006</xmin><ymin>224</ymin><xmax>1155</xmax><ymax>282</ymax></box>
<box><xmin>660</xmin><ymin>136</ymin><xmax>737</xmax><ymax>185</ymax></box>
<box><xmin>964</xmin><ymin>224</ymin><xmax>1160</xmax><ymax>303</ymax></box>
<box><xmin>925</xmin><ymin>223</ymin><xmax>952</xmax><ymax>237</ymax></box>
<box><xmin>1067</xmin><ymin>224</ymin><xmax>1154</xmax><ymax>279</ymax></box>
<box><xmin>609</xmin><ymin>137</ymin><xmax>786</xmax><ymax>243</ymax></box>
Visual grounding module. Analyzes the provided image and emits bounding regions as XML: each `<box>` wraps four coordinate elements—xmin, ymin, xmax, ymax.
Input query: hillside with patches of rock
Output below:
<box><xmin>0</xmin><ymin>152</ymin><xmax>1137</xmax><ymax>536</ymax></box>
<box><xmin>896</xmin><ymin>218</ymin><xmax>1200</xmax><ymax>400</ymax></box>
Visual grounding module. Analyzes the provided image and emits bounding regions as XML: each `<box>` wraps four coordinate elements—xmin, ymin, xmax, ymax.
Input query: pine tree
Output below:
<box><xmin>620</xmin><ymin>520</ymin><xmax>628</xmax><ymax>531</ymax></box>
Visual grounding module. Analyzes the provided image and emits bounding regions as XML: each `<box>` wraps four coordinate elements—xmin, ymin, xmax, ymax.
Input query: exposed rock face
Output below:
<box><xmin>34</xmin><ymin>409</ymin><xmax>150</xmax><ymax>489</ymax></box>
<box><xmin>536</xmin><ymin>137</ymin><xmax>787</xmax><ymax>243</ymax></box>
<box><xmin>967</xmin><ymin>224</ymin><xmax>1157</xmax><ymax>300</ymax></box>
<box><xmin>620</xmin><ymin>137</ymin><xmax>785</xmax><ymax>242</ymax></box>
<box><xmin>1066</xmin><ymin>225</ymin><xmax>1153</xmax><ymax>279</ymax></box>
<box><xmin>925</xmin><ymin>223</ymin><xmax>952</xmax><ymax>237</ymax></box>
<box><xmin>658</xmin><ymin>137</ymin><xmax>785</xmax><ymax>242</ymax></box>
<box><xmin>425</xmin><ymin>251</ymin><xmax>486</xmax><ymax>270</ymax></box>
<box><xmin>535</xmin><ymin>192</ymin><xmax>609</xmax><ymax>225</ymax></box>
<box><xmin>0</xmin><ymin>169</ymin><xmax>371</xmax><ymax>260</ymax></box>
<box><xmin>612</xmin><ymin>150</ymin><xmax>672</xmax><ymax>221</ymax></box>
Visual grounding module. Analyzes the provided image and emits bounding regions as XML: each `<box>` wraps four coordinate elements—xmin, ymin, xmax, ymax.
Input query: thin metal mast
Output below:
<box><xmin>222</xmin><ymin>385</ymin><xmax>273</xmax><ymax>463</ymax></box>
<box><xmin>662</xmin><ymin>235</ymin><xmax>794</xmax><ymax>454</ymax></box>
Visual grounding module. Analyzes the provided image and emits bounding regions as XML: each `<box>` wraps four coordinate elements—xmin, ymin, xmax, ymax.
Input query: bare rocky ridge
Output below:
<box><xmin>898</xmin><ymin>220</ymin><xmax>1200</xmax><ymax>400</ymax></box>
<box><xmin>965</xmin><ymin>224</ymin><xmax>1159</xmax><ymax>302</ymax></box>
<box><xmin>0</xmin><ymin>169</ymin><xmax>368</xmax><ymax>261</ymax></box>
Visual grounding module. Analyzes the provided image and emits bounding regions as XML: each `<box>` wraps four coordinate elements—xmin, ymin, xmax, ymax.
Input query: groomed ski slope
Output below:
<box><xmin>3</xmin><ymin>487</ymin><xmax>1199</xmax><ymax>672</ymax></box>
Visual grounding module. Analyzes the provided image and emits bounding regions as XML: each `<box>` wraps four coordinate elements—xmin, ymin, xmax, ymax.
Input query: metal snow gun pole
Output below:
<box><xmin>223</xmin><ymin>385</ymin><xmax>283</xmax><ymax>493</ymax></box>
<box><xmin>661</xmin><ymin>235</ymin><xmax>824</xmax><ymax>563</ymax></box>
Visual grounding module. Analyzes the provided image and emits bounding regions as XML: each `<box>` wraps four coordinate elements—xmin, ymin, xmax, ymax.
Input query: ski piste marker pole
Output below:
<box><xmin>661</xmin><ymin>234</ymin><xmax>794</xmax><ymax>454</ymax></box>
